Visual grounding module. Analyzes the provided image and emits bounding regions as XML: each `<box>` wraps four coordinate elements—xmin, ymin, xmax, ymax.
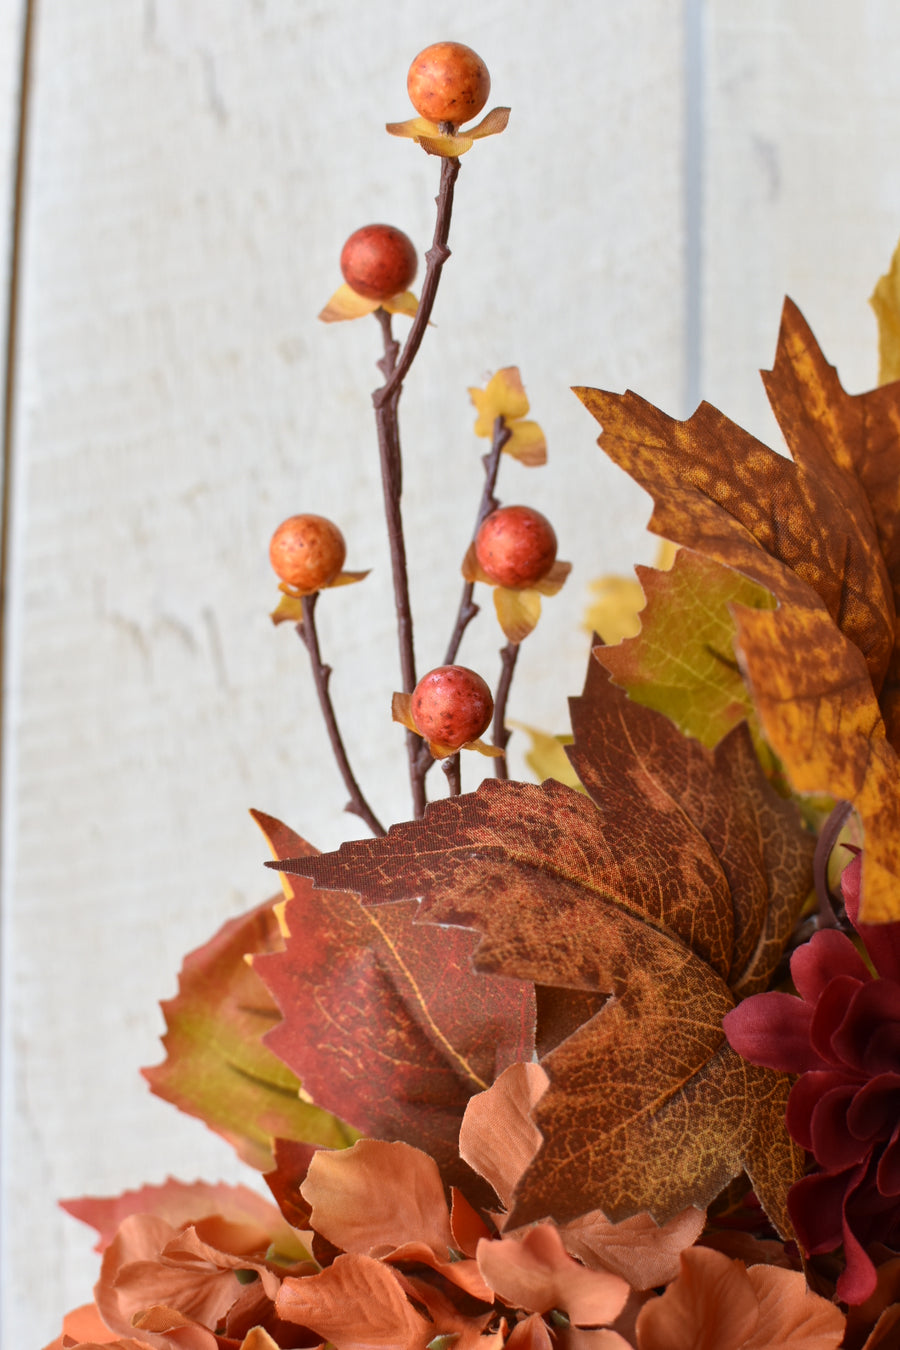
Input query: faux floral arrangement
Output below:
<box><xmin>45</xmin><ymin>40</ymin><xmax>900</xmax><ymax>1350</ymax></box>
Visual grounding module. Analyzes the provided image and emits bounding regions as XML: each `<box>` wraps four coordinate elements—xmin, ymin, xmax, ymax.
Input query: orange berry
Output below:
<box><xmin>475</xmin><ymin>506</ymin><xmax>557</xmax><ymax>589</ymax></box>
<box><xmin>407</xmin><ymin>42</ymin><xmax>490</xmax><ymax>126</ymax></box>
<box><xmin>269</xmin><ymin>515</ymin><xmax>346</xmax><ymax>593</ymax></box>
<box><xmin>411</xmin><ymin>666</ymin><xmax>493</xmax><ymax>750</ymax></box>
<box><xmin>340</xmin><ymin>224</ymin><xmax>417</xmax><ymax>302</ymax></box>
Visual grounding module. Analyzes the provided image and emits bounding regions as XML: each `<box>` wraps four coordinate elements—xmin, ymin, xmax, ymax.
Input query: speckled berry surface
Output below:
<box><xmin>340</xmin><ymin>224</ymin><xmax>418</xmax><ymax>302</ymax></box>
<box><xmin>411</xmin><ymin>665</ymin><xmax>493</xmax><ymax>749</ymax></box>
<box><xmin>407</xmin><ymin>42</ymin><xmax>490</xmax><ymax>126</ymax></box>
<box><xmin>269</xmin><ymin>514</ymin><xmax>346</xmax><ymax>592</ymax></box>
<box><xmin>475</xmin><ymin>505</ymin><xmax>557</xmax><ymax>589</ymax></box>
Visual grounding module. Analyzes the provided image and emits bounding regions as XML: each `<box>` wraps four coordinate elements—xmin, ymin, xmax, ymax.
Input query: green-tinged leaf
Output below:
<box><xmin>577</xmin><ymin>299</ymin><xmax>900</xmax><ymax>921</ymax></box>
<box><xmin>598</xmin><ymin>548</ymin><xmax>774</xmax><ymax>748</ymax></box>
<box><xmin>143</xmin><ymin>892</ymin><xmax>356</xmax><ymax>1172</ymax></box>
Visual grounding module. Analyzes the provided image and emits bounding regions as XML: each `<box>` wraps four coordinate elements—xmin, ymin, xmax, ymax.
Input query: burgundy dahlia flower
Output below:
<box><xmin>723</xmin><ymin>854</ymin><xmax>900</xmax><ymax>1305</ymax></box>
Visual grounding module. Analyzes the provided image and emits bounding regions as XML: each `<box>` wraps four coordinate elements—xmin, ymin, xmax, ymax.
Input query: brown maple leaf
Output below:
<box><xmin>577</xmin><ymin>299</ymin><xmax>900</xmax><ymax>922</ymax></box>
<box><xmin>269</xmin><ymin>658</ymin><xmax>813</xmax><ymax>1236</ymax></box>
<box><xmin>251</xmin><ymin>811</ymin><xmax>535</xmax><ymax>1193</ymax></box>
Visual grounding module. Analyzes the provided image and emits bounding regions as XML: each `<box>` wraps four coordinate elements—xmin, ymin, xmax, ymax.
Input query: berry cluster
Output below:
<box><xmin>267</xmin><ymin>42</ymin><xmax>565</xmax><ymax>822</ymax></box>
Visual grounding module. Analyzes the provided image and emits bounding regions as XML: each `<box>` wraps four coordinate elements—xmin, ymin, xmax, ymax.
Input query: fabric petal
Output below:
<box><xmin>276</xmin><ymin>1253</ymin><xmax>432</xmax><ymax>1349</ymax></box>
<box><xmin>843</xmin><ymin>853</ymin><xmax>900</xmax><ymax>983</ymax></box>
<box><xmin>743</xmin><ymin>1265</ymin><xmax>844</xmax><ymax>1348</ymax></box>
<box><xmin>634</xmin><ymin>1246</ymin><xmax>759</xmax><ymax>1350</ymax></box>
<box><xmin>459</xmin><ymin>1062</ymin><xmax>549</xmax><ymax>1213</ymax></box>
<box><xmin>790</xmin><ymin>929</ymin><xmax>871</xmax><ymax>1001</ymax></box>
<box><xmin>476</xmin><ymin>1226</ymin><xmax>629</xmax><ymax>1326</ymax></box>
<box><xmin>876</xmin><ymin>1119</ymin><xmax>900</xmax><ymax>1196</ymax></box>
<box><xmin>300</xmin><ymin>1139</ymin><xmax>452</xmax><ymax>1258</ymax></box>
<box><xmin>786</xmin><ymin>1071</ymin><xmax>850</xmax><ymax>1151</ymax></box>
<box><xmin>809</xmin><ymin>976</ymin><xmax>868</xmax><ymax>1066</ymax></box>
<box><xmin>723</xmin><ymin>993</ymin><xmax>828</xmax><ymax>1073</ymax></box>
<box><xmin>561</xmin><ymin>1205</ymin><xmax>705</xmax><ymax>1292</ymax></box>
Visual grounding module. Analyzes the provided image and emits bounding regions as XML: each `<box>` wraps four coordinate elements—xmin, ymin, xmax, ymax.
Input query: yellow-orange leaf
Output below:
<box><xmin>505</xmin><ymin>419</ymin><xmax>547</xmax><ymax>466</ymax></box>
<box><xmin>532</xmin><ymin>560</ymin><xmax>571</xmax><ymax>597</ymax></box>
<box><xmin>470</xmin><ymin>367</ymin><xmax>531</xmax><ymax>436</ymax></box>
<box><xmin>329</xmin><ymin>568</ymin><xmax>371</xmax><ymax>587</ymax></box>
<box><xmin>383</xmin><ymin>291</ymin><xmax>418</xmax><ymax>319</ymax></box>
<box><xmin>510</xmin><ymin>724</ymin><xmax>584</xmax><ymax>792</ymax></box>
<box><xmin>270</xmin><ymin>593</ymin><xmax>305</xmax><ymax>626</ymax></box>
<box><xmin>318</xmin><ymin>282</ymin><xmax>379</xmax><ymax>324</ymax></box>
<box><xmin>494</xmin><ymin>587</ymin><xmax>542</xmax><ymax>643</ymax></box>
<box><xmin>391</xmin><ymin>691</ymin><xmax>417</xmax><ymax>733</ymax></box>
<box><xmin>871</xmin><ymin>232</ymin><xmax>900</xmax><ymax>385</ymax></box>
<box><xmin>583</xmin><ymin>541</ymin><xmax>677</xmax><ymax>644</ymax></box>
<box><xmin>387</xmin><ymin>108</ymin><xmax>510</xmax><ymax>158</ymax></box>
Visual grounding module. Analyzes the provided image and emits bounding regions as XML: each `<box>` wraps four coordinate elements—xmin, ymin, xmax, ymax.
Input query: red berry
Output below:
<box><xmin>407</xmin><ymin>42</ymin><xmax>490</xmax><ymax>126</ymax></box>
<box><xmin>269</xmin><ymin>515</ymin><xmax>346</xmax><ymax>592</ymax></box>
<box><xmin>475</xmin><ymin>506</ymin><xmax>557</xmax><ymax>589</ymax></box>
<box><xmin>411</xmin><ymin>666</ymin><xmax>493</xmax><ymax>750</ymax></box>
<box><xmin>340</xmin><ymin>225</ymin><xmax>417</xmax><ymax>302</ymax></box>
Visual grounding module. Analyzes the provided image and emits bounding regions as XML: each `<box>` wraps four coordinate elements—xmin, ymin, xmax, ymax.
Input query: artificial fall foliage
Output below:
<box><xmin>44</xmin><ymin>39</ymin><xmax>900</xmax><ymax>1350</ymax></box>
<box><xmin>579</xmin><ymin>298</ymin><xmax>900</xmax><ymax>925</ymax></box>
<box><xmin>273</xmin><ymin>654</ymin><xmax>813</xmax><ymax>1239</ymax></box>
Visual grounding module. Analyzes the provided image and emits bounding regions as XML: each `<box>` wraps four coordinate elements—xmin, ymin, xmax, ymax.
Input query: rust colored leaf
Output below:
<box><xmin>272</xmin><ymin>659</ymin><xmax>812</xmax><ymax>1235</ymax></box>
<box><xmin>253</xmin><ymin>813</ymin><xmax>535</xmax><ymax>1191</ymax></box>
<box><xmin>142</xmin><ymin>892</ymin><xmax>353</xmax><ymax>1172</ymax></box>
<box><xmin>577</xmin><ymin>299</ymin><xmax>900</xmax><ymax>922</ymax></box>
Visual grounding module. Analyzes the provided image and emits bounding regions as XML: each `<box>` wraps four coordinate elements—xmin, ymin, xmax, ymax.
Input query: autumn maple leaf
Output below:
<box><xmin>269</xmin><ymin>655</ymin><xmax>814</xmax><ymax>1238</ymax></box>
<box><xmin>577</xmin><ymin>299</ymin><xmax>900</xmax><ymax>923</ymax></box>
<box><xmin>251</xmin><ymin>811</ymin><xmax>535</xmax><ymax>1194</ymax></box>
<box><xmin>142</xmin><ymin>894</ymin><xmax>354</xmax><ymax>1171</ymax></box>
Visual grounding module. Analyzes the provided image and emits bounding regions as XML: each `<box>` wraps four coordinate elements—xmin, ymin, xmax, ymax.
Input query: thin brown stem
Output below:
<box><xmin>367</xmin><ymin>156</ymin><xmax>463</xmax><ymax>819</ymax></box>
<box><xmin>813</xmin><ymin>799</ymin><xmax>853</xmax><ymax>929</ymax></box>
<box><xmin>492</xmin><ymin>641</ymin><xmax>519</xmax><ymax>780</ymax></box>
<box><xmin>444</xmin><ymin>415</ymin><xmax>512</xmax><ymax>666</ymax></box>
<box><xmin>373</xmin><ymin>310</ymin><xmax>426</xmax><ymax>817</ymax></box>
<box><xmin>442</xmin><ymin>753</ymin><xmax>461</xmax><ymax>796</ymax></box>
<box><xmin>298</xmin><ymin>593</ymin><xmax>386</xmax><ymax>837</ymax></box>
<box><xmin>375</xmin><ymin>155</ymin><xmax>461</xmax><ymax>408</ymax></box>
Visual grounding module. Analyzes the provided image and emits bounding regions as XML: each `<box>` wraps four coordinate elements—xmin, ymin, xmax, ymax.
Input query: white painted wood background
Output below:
<box><xmin>2</xmin><ymin>2</ymin><xmax>900</xmax><ymax>1342</ymax></box>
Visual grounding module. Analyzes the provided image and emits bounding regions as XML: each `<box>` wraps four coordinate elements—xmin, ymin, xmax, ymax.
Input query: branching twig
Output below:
<box><xmin>442</xmin><ymin>753</ymin><xmax>461</xmax><ymax>796</ymax></box>
<box><xmin>368</xmin><ymin>154</ymin><xmax>463</xmax><ymax>819</ymax></box>
<box><xmin>372</xmin><ymin>311</ymin><xmax>424</xmax><ymax>816</ymax></box>
<box><xmin>443</xmin><ymin>414</ymin><xmax>511</xmax><ymax>665</ymax></box>
<box><xmin>298</xmin><ymin>593</ymin><xmax>386</xmax><ymax>837</ymax></box>
<box><xmin>492</xmin><ymin>641</ymin><xmax>519</xmax><ymax>780</ymax></box>
<box><xmin>375</xmin><ymin>155</ymin><xmax>462</xmax><ymax>408</ymax></box>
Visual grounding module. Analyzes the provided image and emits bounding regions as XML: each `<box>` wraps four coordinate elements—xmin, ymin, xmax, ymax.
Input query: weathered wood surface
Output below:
<box><xmin>3</xmin><ymin>1</ymin><xmax>899</xmax><ymax>1341</ymax></box>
